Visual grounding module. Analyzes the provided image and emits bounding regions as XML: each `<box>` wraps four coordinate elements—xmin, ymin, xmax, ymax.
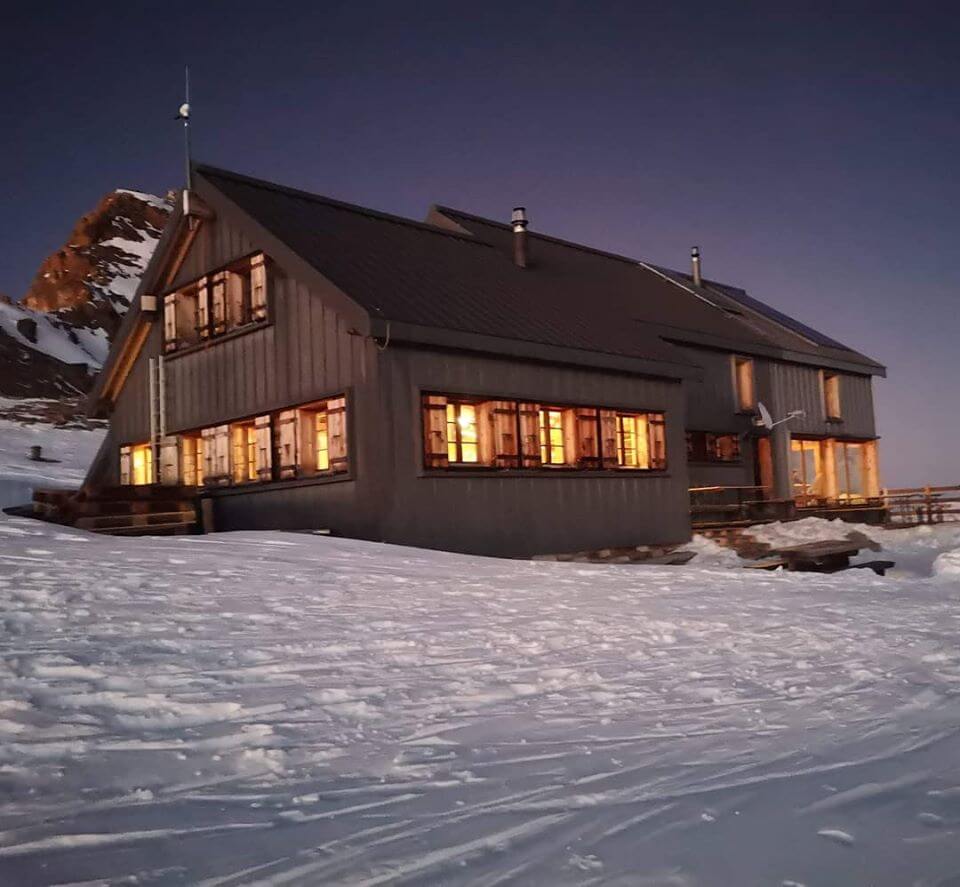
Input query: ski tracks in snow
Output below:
<box><xmin>2</xmin><ymin>517</ymin><xmax>960</xmax><ymax>883</ymax></box>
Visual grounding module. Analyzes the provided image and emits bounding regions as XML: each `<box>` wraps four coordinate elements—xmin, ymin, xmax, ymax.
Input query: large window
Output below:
<box><xmin>687</xmin><ymin>431</ymin><xmax>741</xmax><ymax>463</ymax></box>
<box><xmin>163</xmin><ymin>254</ymin><xmax>269</xmax><ymax>353</ymax></box>
<box><xmin>790</xmin><ymin>437</ymin><xmax>878</xmax><ymax>504</ymax></box>
<box><xmin>791</xmin><ymin>438</ymin><xmax>825</xmax><ymax>502</ymax></box>
<box><xmin>733</xmin><ymin>356</ymin><xmax>756</xmax><ymax>412</ymax></box>
<box><xmin>422</xmin><ymin>394</ymin><xmax>667</xmax><ymax>472</ymax></box>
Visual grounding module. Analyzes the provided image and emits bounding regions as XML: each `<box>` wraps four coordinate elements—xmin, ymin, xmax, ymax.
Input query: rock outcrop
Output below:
<box><xmin>1</xmin><ymin>189</ymin><xmax>171</xmax><ymax>400</ymax></box>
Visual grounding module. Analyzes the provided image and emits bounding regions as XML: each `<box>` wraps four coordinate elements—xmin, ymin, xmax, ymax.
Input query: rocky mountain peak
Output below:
<box><xmin>21</xmin><ymin>189</ymin><xmax>172</xmax><ymax>348</ymax></box>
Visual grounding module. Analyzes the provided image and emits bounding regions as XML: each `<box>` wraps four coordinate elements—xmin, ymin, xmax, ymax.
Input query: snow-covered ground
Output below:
<box><xmin>3</xmin><ymin>510</ymin><xmax>960</xmax><ymax>885</ymax></box>
<box><xmin>0</xmin><ymin>410</ymin><xmax>105</xmax><ymax>510</ymax></box>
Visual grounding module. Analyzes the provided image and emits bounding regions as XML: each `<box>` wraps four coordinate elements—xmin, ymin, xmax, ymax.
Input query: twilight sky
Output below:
<box><xmin>2</xmin><ymin>2</ymin><xmax>957</xmax><ymax>486</ymax></box>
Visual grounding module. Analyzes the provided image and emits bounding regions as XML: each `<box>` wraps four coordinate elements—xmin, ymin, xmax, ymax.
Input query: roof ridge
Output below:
<box><xmin>194</xmin><ymin>164</ymin><xmax>490</xmax><ymax>247</ymax></box>
<box><xmin>433</xmin><ymin>205</ymin><xmax>645</xmax><ymax>266</ymax></box>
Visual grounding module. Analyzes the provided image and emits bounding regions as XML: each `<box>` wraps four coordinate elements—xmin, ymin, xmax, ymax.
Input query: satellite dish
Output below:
<box><xmin>754</xmin><ymin>402</ymin><xmax>805</xmax><ymax>430</ymax></box>
<box><xmin>757</xmin><ymin>402</ymin><xmax>774</xmax><ymax>430</ymax></box>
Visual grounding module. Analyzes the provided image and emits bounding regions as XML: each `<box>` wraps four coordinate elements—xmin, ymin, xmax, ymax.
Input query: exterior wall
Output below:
<box><xmin>679</xmin><ymin>345</ymin><xmax>879</xmax><ymax>498</ymax></box>
<box><xmin>98</xmin><ymin>212</ymin><xmax>383</xmax><ymax>539</ymax></box>
<box><xmin>375</xmin><ymin>345</ymin><xmax>691</xmax><ymax>557</ymax></box>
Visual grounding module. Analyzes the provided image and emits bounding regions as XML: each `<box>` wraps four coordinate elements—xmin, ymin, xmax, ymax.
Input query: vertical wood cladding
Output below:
<box><xmin>680</xmin><ymin>345</ymin><xmax>877</xmax><ymax>440</ymax></box>
<box><xmin>375</xmin><ymin>346</ymin><xmax>691</xmax><ymax>557</ymax></box>
<box><xmin>769</xmin><ymin>363</ymin><xmax>876</xmax><ymax>439</ymax></box>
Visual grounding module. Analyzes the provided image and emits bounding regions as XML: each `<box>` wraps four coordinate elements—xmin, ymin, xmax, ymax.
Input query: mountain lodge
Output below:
<box><xmin>81</xmin><ymin>165</ymin><xmax>885</xmax><ymax>556</ymax></box>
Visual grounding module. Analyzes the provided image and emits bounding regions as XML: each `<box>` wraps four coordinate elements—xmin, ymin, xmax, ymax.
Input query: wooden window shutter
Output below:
<box><xmin>599</xmin><ymin>409</ymin><xmax>619</xmax><ymax>468</ymax></box>
<box><xmin>119</xmin><ymin>445</ymin><xmax>132</xmax><ymax>485</ymax></box>
<box><xmin>211</xmin><ymin>272</ymin><xmax>227</xmax><ymax>334</ymax></box>
<box><xmin>489</xmin><ymin>401</ymin><xmax>520</xmax><ymax>468</ymax></box>
<box><xmin>276</xmin><ymin>410</ymin><xmax>301</xmax><ymax>479</ymax></box>
<box><xmin>254</xmin><ymin>415</ymin><xmax>273</xmax><ymax>481</ymax></box>
<box><xmin>200</xmin><ymin>427</ymin><xmax>217</xmax><ymax>484</ymax></box>
<box><xmin>159</xmin><ymin>436</ymin><xmax>180</xmax><ymax>485</ymax></box>
<box><xmin>163</xmin><ymin>294</ymin><xmax>177</xmax><ymax>350</ymax></box>
<box><xmin>575</xmin><ymin>408</ymin><xmax>600</xmax><ymax>468</ymax></box>
<box><xmin>251</xmin><ymin>254</ymin><xmax>268</xmax><ymax>321</ymax></box>
<box><xmin>327</xmin><ymin>397</ymin><xmax>348</xmax><ymax>473</ymax></box>
<box><xmin>422</xmin><ymin>395</ymin><xmax>449</xmax><ymax>468</ymax></box>
<box><xmin>561</xmin><ymin>408</ymin><xmax>578</xmax><ymax>466</ymax></box>
<box><xmin>197</xmin><ymin>276</ymin><xmax>210</xmax><ymax>338</ymax></box>
<box><xmin>648</xmin><ymin>414</ymin><xmax>667</xmax><ymax>469</ymax></box>
<box><xmin>518</xmin><ymin>403</ymin><xmax>542</xmax><ymax>468</ymax></box>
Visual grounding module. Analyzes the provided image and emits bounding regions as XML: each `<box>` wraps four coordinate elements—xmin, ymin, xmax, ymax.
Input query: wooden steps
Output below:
<box><xmin>31</xmin><ymin>485</ymin><xmax>199</xmax><ymax>537</ymax></box>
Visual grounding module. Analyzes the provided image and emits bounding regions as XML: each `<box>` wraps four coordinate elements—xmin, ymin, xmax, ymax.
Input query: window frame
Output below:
<box><xmin>822</xmin><ymin>371</ymin><xmax>842</xmax><ymax>422</ymax></box>
<box><xmin>421</xmin><ymin>392</ymin><xmax>668</xmax><ymax>474</ymax></box>
<box><xmin>162</xmin><ymin>253</ymin><xmax>271</xmax><ymax>355</ymax></box>
<box><xmin>732</xmin><ymin>356</ymin><xmax>757</xmax><ymax>414</ymax></box>
<box><xmin>686</xmin><ymin>430</ymin><xmax>742</xmax><ymax>464</ymax></box>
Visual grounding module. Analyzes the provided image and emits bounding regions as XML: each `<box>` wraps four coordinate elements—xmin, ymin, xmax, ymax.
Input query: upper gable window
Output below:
<box><xmin>733</xmin><ymin>356</ymin><xmax>756</xmax><ymax>413</ymax></box>
<box><xmin>164</xmin><ymin>253</ymin><xmax>269</xmax><ymax>353</ymax></box>
<box><xmin>822</xmin><ymin>371</ymin><xmax>842</xmax><ymax>420</ymax></box>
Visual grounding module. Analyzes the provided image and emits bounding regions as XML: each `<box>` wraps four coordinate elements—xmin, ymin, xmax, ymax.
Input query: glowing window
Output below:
<box><xmin>734</xmin><ymin>356</ymin><xmax>756</xmax><ymax>412</ymax></box>
<box><xmin>315</xmin><ymin>412</ymin><xmax>330</xmax><ymax>471</ymax></box>
<box><xmin>131</xmin><ymin>443</ymin><xmax>153</xmax><ymax>486</ymax></box>
<box><xmin>232</xmin><ymin>423</ymin><xmax>257</xmax><ymax>483</ymax></box>
<box><xmin>446</xmin><ymin>403</ymin><xmax>479</xmax><ymax>464</ymax></box>
<box><xmin>823</xmin><ymin>372</ymin><xmax>842</xmax><ymax>419</ymax></box>
<box><xmin>617</xmin><ymin>413</ymin><xmax>650</xmax><ymax>468</ymax></box>
<box><xmin>790</xmin><ymin>438</ymin><xmax>824</xmax><ymax>501</ymax></box>
<box><xmin>539</xmin><ymin>409</ymin><xmax>566</xmax><ymax>465</ymax></box>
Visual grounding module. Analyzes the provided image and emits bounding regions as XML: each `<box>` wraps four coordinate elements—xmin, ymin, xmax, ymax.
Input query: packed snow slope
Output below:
<box><xmin>3</xmin><ymin>516</ymin><xmax>960</xmax><ymax>885</ymax></box>
<box><xmin>0</xmin><ymin>407</ymin><xmax>105</xmax><ymax>509</ymax></box>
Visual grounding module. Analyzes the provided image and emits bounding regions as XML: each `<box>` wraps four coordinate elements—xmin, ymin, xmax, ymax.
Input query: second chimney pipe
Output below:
<box><xmin>512</xmin><ymin>207</ymin><xmax>529</xmax><ymax>269</ymax></box>
<box><xmin>691</xmin><ymin>246</ymin><xmax>702</xmax><ymax>287</ymax></box>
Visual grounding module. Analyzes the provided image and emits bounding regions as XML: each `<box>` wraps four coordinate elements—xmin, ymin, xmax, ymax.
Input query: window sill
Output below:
<box><xmin>201</xmin><ymin>471</ymin><xmax>352</xmax><ymax>497</ymax></box>
<box><xmin>164</xmin><ymin>319</ymin><xmax>270</xmax><ymax>359</ymax></box>
<box><xmin>421</xmin><ymin>468</ymin><xmax>671</xmax><ymax>479</ymax></box>
<box><xmin>687</xmin><ymin>459</ymin><xmax>744</xmax><ymax>466</ymax></box>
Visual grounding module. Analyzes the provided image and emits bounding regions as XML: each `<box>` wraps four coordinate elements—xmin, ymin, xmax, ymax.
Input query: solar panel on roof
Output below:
<box><xmin>711</xmin><ymin>285</ymin><xmax>854</xmax><ymax>352</ymax></box>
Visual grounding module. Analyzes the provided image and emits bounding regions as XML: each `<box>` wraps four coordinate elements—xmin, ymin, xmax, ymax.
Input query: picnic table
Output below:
<box><xmin>745</xmin><ymin>539</ymin><xmax>895</xmax><ymax>576</ymax></box>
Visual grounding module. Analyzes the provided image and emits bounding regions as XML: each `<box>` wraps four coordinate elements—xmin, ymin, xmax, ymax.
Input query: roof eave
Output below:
<box><xmin>368</xmin><ymin>318</ymin><xmax>701</xmax><ymax>381</ymax></box>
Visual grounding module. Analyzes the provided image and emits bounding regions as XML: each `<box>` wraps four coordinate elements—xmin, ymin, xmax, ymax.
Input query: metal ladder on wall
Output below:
<box><xmin>148</xmin><ymin>355</ymin><xmax>167</xmax><ymax>475</ymax></box>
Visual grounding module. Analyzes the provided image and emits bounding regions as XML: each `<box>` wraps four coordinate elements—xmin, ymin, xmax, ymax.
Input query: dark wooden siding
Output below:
<box><xmin>375</xmin><ymin>346</ymin><xmax>691</xmax><ymax>557</ymax></box>
<box><xmin>770</xmin><ymin>363</ymin><xmax>876</xmax><ymax>439</ymax></box>
<box><xmin>102</xmin><ymin>211</ymin><xmax>382</xmax><ymax>538</ymax></box>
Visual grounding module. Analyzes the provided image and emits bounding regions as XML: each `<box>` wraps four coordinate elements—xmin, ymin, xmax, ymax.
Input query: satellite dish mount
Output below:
<box><xmin>754</xmin><ymin>401</ymin><xmax>804</xmax><ymax>430</ymax></box>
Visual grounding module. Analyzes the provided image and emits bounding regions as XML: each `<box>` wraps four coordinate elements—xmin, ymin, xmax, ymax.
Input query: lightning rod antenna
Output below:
<box><xmin>179</xmin><ymin>66</ymin><xmax>192</xmax><ymax>191</ymax></box>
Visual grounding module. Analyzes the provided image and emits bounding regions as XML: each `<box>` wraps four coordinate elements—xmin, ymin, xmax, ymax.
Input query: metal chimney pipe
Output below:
<box><xmin>511</xmin><ymin>207</ymin><xmax>529</xmax><ymax>269</ymax></box>
<box><xmin>691</xmin><ymin>246</ymin><xmax>702</xmax><ymax>287</ymax></box>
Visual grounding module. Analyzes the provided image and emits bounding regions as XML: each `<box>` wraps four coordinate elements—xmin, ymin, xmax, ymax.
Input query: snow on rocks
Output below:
<box><xmin>1</xmin><ymin>514</ymin><xmax>960</xmax><ymax>883</ymax></box>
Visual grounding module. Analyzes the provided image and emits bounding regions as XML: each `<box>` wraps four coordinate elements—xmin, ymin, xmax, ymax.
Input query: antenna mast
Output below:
<box><xmin>177</xmin><ymin>66</ymin><xmax>193</xmax><ymax>191</ymax></box>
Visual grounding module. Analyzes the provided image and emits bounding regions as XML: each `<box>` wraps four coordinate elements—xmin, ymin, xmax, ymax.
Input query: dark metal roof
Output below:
<box><xmin>194</xmin><ymin>165</ymin><xmax>695</xmax><ymax>378</ymax></box>
<box><xmin>434</xmin><ymin>206</ymin><xmax>884</xmax><ymax>376</ymax></box>
<box><xmin>194</xmin><ymin>165</ymin><xmax>883</xmax><ymax>378</ymax></box>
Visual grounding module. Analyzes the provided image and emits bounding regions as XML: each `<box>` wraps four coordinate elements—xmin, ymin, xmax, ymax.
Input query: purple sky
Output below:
<box><xmin>3</xmin><ymin>3</ymin><xmax>957</xmax><ymax>486</ymax></box>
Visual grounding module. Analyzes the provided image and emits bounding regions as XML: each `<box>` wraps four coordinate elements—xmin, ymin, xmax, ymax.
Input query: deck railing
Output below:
<box><xmin>882</xmin><ymin>486</ymin><xmax>960</xmax><ymax>526</ymax></box>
